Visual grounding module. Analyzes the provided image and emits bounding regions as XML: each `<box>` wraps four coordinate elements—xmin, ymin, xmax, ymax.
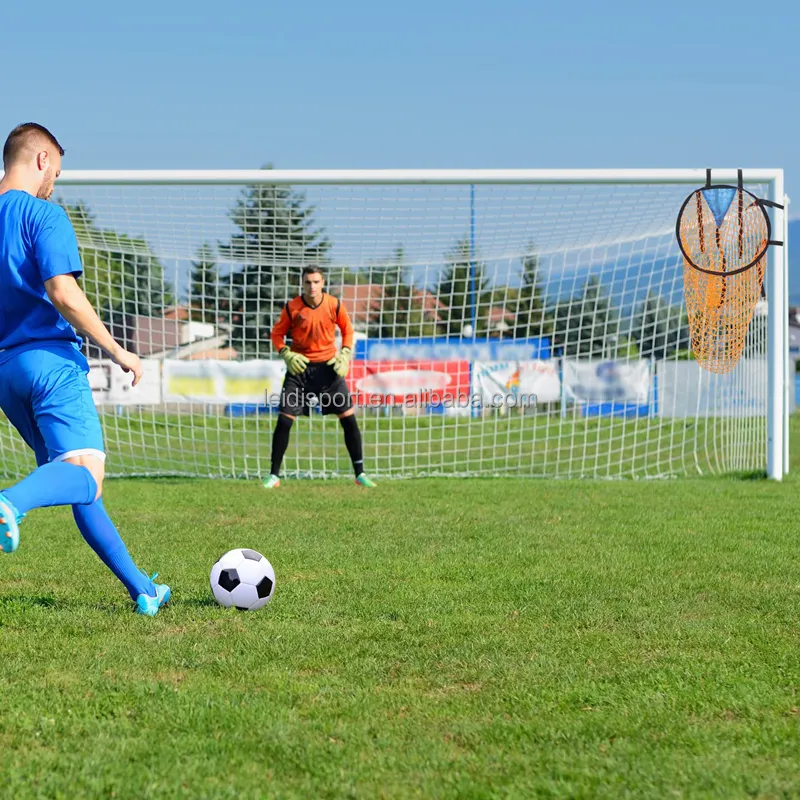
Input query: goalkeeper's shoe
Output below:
<box><xmin>262</xmin><ymin>474</ymin><xmax>281</xmax><ymax>489</ymax></box>
<box><xmin>0</xmin><ymin>494</ymin><xmax>25</xmax><ymax>554</ymax></box>
<box><xmin>354</xmin><ymin>474</ymin><xmax>377</xmax><ymax>489</ymax></box>
<box><xmin>135</xmin><ymin>574</ymin><xmax>171</xmax><ymax>617</ymax></box>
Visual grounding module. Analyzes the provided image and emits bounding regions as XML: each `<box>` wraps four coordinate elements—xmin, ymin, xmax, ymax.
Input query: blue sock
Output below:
<box><xmin>4</xmin><ymin>462</ymin><xmax>97</xmax><ymax>515</ymax></box>
<box><xmin>72</xmin><ymin>498</ymin><xmax>155</xmax><ymax>601</ymax></box>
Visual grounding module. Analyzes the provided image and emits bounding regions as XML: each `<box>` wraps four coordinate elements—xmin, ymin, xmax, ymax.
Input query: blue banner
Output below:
<box><xmin>354</xmin><ymin>337</ymin><xmax>550</xmax><ymax>362</ymax></box>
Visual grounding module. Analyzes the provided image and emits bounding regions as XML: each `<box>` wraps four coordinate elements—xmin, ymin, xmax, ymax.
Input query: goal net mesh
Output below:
<box><xmin>0</xmin><ymin>177</ymin><xmax>776</xmax><ymax>480</ymax></box>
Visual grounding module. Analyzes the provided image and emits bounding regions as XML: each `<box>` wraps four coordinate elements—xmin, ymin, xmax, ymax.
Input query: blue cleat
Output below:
<box><xmin>135</xmin><ymin>573</ymin><xmax>171</xmax><ymax>616</ymax></box>
<box><xmin>0</xmin><ymin>493</ymin><xmax>25</xmax><ymax>554</ymax></box>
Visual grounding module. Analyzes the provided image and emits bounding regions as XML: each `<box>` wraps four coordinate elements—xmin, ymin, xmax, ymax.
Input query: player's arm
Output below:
<box><xmin>271</xmin><ymin>303</ymin><xmax>308</xmax><ymax>375</ymax></box>
<box><xmin>337</xmin><ymin>303</ymin><xmax>355</xmax><ymax>351</ymax></box>
<box><xmin>45</xmin><ymin>275</ymin><xmax>143</xmax><ymax>387</ymax></box>
<box><xmin>327</xmin><ymin>302</ymin><xmax>355</xmax><ymax>377</ymax></box>
<box><xmin>270</xmin><ymin>304</ymin><xmax>291</xmax><ymax>352</ymax></box>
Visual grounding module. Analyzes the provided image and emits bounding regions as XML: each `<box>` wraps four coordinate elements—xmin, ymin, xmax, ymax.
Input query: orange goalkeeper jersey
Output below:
<box><xmin>270</xmin><ymin>293</ymin><xmax>355</xmax><ymax>363</ymax></box>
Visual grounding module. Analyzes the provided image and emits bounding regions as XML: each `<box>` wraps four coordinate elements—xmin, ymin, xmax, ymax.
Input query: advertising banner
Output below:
<box><xmin>471</xmin><ymin>360</ymin><xmax>561</xmax><ymax>407</ymax></box>
<box><xmin>347</xmin><ymin>360</ymin><xmax>471</xmax><ymax>406</ymax></box>
<box><xmin>163</xmin><ymin>359</ymin><xmax>286</xmax><ymax>405</ymax></box>
<box><xmin>354</xmin><ymin>337</ymin><xmax>550</xmax><ymax>362</ymax></box>
<box><xmin>562</xmin><ymin>360</ymin><xmax>652</xmax><ymax>405</ymax></box>
<box><xmin>88</xmin><ymin>359</ymin><xmax>162</xmax><ymax>406</ymax></box>
<box><xmin>658</xmin><ymin>359</ymin><xmax>768</xmax><ymax>418</ymax></box>
<box><xmin>561</xmin><ymin>359</ymin><xmax>653</xmax><ymax>417</ymax></box>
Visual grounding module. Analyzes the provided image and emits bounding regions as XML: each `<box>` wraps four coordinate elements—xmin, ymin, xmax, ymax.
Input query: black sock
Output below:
<box><xmin>339</xmin><ymin>415</ymin><xmax>364</xmax><ymax>477</ymax></box>
<box><xmin>271</xmin><ymin>415</ymin><xmax>294</xmax><ymax>476</ymax></box>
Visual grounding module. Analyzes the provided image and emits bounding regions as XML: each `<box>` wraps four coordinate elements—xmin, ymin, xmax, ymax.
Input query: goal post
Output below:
<box><xmin>764</xmin><ymin>167</ymin><xmax>787</xmax><ymax>480</ymax></box>
<box><xmin>0</xmin><ymin>168</ymin><xmax>788</xmax><ymax>481</ymax></box>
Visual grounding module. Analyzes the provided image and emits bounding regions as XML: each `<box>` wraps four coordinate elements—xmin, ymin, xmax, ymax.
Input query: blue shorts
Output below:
<box><xmin>0</xmin><ymin>343</ymin><xmax>105</xmax><ymax>468</ymax></box>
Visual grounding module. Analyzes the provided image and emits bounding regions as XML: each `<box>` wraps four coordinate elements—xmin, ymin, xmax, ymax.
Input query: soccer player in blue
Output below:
<box><xmin>0</xmin><ymin>123</ymin><xmax>170</xmax><ymax>616</ymax></box>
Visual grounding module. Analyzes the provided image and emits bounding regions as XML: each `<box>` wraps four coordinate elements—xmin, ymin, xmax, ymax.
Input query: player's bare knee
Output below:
<box><xmin>64</xmin><ymin>454</ymin><xmax>105</xmax><ymax>500</ymax></box>
<box><xmin>338</xmin><ymin>408</ymin><xmax>355</xmax><ymax>420</ymax></box>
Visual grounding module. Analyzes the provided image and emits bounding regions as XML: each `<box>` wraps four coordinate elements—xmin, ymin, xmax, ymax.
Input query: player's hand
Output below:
<box><xmin>111</xmin><ymin>347</ymin><xmax>143</xmax><ymax>387</ymax></box>
<box><xmin>280</xmin><ymin>347</ymin><xmax>309</xmax><ymax>376</ymax></box>
<box><xmin>327</xmin><ymin>347</ymin><xmax>352</xmax><ymax>378</ymax></box>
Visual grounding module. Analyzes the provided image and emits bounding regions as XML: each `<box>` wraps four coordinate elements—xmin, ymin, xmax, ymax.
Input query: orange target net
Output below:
<box><xmin>677</xmin><ymin>176</ymin><xmax>772</xmax><ymax>374</ymax></box>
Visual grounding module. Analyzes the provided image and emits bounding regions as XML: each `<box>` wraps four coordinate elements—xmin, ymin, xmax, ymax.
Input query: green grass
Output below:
<box><xmin>1</xmin><ymin>409</ymin><xmax>768</xmax><ymax>481</ymax></box>
<box><xmin>1</xmin><ymin>424</ymin><xmax>800</xmax><ymax>797</ymax></box>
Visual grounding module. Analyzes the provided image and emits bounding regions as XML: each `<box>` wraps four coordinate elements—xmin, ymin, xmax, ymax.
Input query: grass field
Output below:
<box><xmin>0</xmin><ymin>408</ymin><xmax>768</xmax><ymax>481</ymax></box>
<box><xmin>1</xmin><ymin>423</ymin><xmax>799</xmax><ymax>798</ymax></box>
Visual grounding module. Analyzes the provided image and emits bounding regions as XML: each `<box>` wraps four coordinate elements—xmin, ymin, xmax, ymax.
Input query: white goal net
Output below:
<box><xmin>0</xmin><ymin>170</ymin><xmax>789</xmax><ymax>481</ymax></box>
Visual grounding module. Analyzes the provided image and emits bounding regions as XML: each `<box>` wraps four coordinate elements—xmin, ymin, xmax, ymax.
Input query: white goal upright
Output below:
<box><xmin>0</xmin><ymin>169</ymin><xmax>789</xmax><ymax>481</ymax></box>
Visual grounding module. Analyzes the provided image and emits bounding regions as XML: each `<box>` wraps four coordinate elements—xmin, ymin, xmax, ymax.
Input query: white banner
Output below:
<box><xmin>88</xmin><ymin>359</ymin><xmax>162</xmax><ymax>406</ymax></box>
<box><xmin>471</xmin><ymin>360</ymin><xmax>561</xmax><ymax>407</ymax></box>
<box><xmin>562</xmin><ymin>360</ymin><xmax>651</xmax><ymax>405</ymax></box>
<box><xmin>163</xmin><ymin>359</ymin><xmax>286</xmax><ymax>404</ymax></box>
<box><xmin>658</xmin><ymin>359</ymin><xmax>768</xmax><ymax>418</ymax></box>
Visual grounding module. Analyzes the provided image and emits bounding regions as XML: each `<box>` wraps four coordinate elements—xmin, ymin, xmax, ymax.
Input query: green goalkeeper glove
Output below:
<box><xmin>327</xmin><ymin>347</ymin><xmax>352</xmax><ymax>378</ymax></box>
<box><xmin>280</xmin><ymin>347</ymin><xmax>309</xmax><ymax>376</ymax></box>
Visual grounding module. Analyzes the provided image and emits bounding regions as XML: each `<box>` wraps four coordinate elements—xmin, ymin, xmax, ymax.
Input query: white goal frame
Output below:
<box><xmin>56</xmin><ymin>168</ymin><xmax>789</xmax><ymax>480</ymax></box>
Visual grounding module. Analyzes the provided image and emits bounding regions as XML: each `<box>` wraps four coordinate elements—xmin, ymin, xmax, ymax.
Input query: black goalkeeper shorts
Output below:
<box><xmin>279</xmin><ymin>362</ymin><xmax>353</xmax><ymax>417</ymax></box>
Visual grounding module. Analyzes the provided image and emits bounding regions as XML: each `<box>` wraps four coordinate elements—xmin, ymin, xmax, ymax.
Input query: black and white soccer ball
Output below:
<box><xmin>210</xmin><ymin>549</ymin><xmax>276</xmax><ymax>611</ymax></box>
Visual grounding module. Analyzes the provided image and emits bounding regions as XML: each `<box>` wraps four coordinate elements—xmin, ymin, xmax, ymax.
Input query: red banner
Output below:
<box><xmin>347</xmin><ymin>360</ymin><xmax>470</xmax><ymax>406</ymax></box>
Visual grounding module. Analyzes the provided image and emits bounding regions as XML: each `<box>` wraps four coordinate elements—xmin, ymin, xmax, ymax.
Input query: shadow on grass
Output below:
<box><xmin>0</xmin><ymin>595</ymin><xmax>135</xmax><ymax>615</ymax></box>
<box><xmin>0</xmin><ymin>593</ymin><xmax>228</xmax><ymax>620</ymax></box>
<box><xmin>727</xmin><ymin>470</ymin><xmax>769</xmax><ymax>482</ymax></box>
<box><xmin>0</xmin><ymin>594</ymin><xmax>58</xmax><ymax>610</ymax></box>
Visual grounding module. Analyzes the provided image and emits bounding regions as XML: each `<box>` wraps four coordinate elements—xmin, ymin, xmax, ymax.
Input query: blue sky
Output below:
<box><xmin>1</xmin><ymin>0</ymin><xmax>797</xmax><ymax>180</ymax></box>
<box><xmin>2</xmin><ymin>0</ymin><xmax>799</xmax><ymax>296</ymax></box>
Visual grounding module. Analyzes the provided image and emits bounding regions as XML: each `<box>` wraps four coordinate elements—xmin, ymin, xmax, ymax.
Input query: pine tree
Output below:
<box><xmin>633</xmin><ymin>293</ymin><xmax>688</xmax><ymax>359</ymax></box>
<box><xmin>436</xmin><ymin>237</ymin><xmax>488</xmax><ymax>336</ymax></box>
<box><xmin>513</xmin><ymin>246</ymin><xmax>550</xmax><ymax>340</ymax></box>
<box><xmin>370</xmin><ymin>246</ymin><xmax>440</xmax><ymax>339</ymax></box>
<box><xmin>219</xmin><ymin>169</ymin><xmax>331</xmax><ymax>358</ymax></box>
<box><xmin>188</xmin><ymin>243</ymin><xmax>221</xmax><ymax>323</ymax></box>
<box><xmin>553</xmin><ymin>276</ymin><xmax>619</xmax><ymax>358</ymax></box>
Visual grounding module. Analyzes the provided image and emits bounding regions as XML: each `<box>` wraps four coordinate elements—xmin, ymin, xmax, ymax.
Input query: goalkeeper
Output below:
<box><xmin>264</xmin><ymin>265</ymin><xmax>375</xmax><ymax>489</ymax></box>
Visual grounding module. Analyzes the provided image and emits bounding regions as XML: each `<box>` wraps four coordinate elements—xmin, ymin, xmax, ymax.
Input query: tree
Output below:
<box><xmin>436</xmin><ymin>237</ymin><xmax>489</xmax><ymax>336</ymax></box>
<box><xmin>188</xmin><ymin>243</ymin><xmax>222</xmax><ymax>323</ymax></box>
<box><xmin>326</xmin><ymin>265</ymin><xmax>370</xmax><ymax>288</ymax></box>
<box><xmin>370</xmin><ymin>246</ymin><xmax>440</xmax><ymax>339</ymax></box>
<box><xmin>513</xmin><ymin>245</ymin><xmax>550</xmax><ymax>340</ymax></box>
<box><xmin>633</xmin><ymin>293</ymin><xmax>689</xmax><ymax>360</ymax></box>
<box><xmin>219</xmin><ymin>168</ymin><xmax>331</xmax><ymax>358</ymax></box>
<box><xmin>62</xmin><ymin>201</ymin><xmax>175</xmax><ymax>325</ymax></box>
<box><xmin>552</xmin><ymin>276</ymin><xmax>619</xmax><ymax>358</ymax></box>
<box><xmin>114</xmin><ymin>250</ymin><xmax>173</xmax><ymax>320</ymax></box>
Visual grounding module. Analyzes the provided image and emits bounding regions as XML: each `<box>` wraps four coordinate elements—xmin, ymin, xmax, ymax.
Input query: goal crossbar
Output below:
<box><xmin>58</xmin><ymin>168</ymin><xmax>784</xmax><ymax>186</ymax></box>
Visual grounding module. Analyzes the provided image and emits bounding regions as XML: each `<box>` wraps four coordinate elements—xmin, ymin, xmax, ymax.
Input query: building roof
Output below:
<box><xmin>486</xmin><ymin>305</ymin><xmax>516</xmax><ymax>324</ymax></box>
<box><xmin>187</xmin><ymin>347</ymin><xmax>239</xmax><ymax>361</ymax></box>
<box><xmin>336</xmin><ymin>284</ymin><xmax>456</xmax><ymax>326</ymax></box>
<box><xmin>163</xmin><ymin>305</ymin><xmax>191</xmax><ymax>321</ymax></box>
<box><xmin>337</xmin><ymin>284</ymin><xmax>383</xmax><ymax>328</ymax></box>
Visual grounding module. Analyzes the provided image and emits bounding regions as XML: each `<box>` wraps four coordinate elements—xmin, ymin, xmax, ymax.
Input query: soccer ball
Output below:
<box><xmin>210</xmin><ymin>549</ymin><xmax>276</xmax><ymax>611</ymax></box>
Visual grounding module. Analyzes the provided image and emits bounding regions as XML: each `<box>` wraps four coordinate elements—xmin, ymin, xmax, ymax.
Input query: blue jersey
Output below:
<box><xmin>0</xmin><ymin>189</ymin><xmax>83</xmax><ymax>364</ymax></box>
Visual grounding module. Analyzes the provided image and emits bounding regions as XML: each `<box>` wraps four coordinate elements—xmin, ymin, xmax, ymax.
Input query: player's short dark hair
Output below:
<box><xmin>302</xmin><ymin>265</ymin><xmax>325</xmax><ymax>280</ymax></box>
<box><xmin>3</xmin><ymin>123</ymin><xmax>65</xmax><ymax>169</ymax></box>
